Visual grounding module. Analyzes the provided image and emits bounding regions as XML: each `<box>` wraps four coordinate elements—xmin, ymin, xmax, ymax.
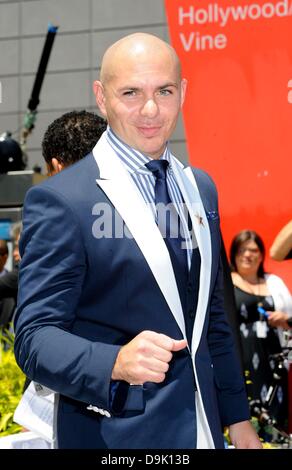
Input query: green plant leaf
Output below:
<box><xmin>0</xmin><ymin>326</ymin><xmax>26</xmax><ymax>437</ymax></box>
<box><xmin>0</xmin><ymin>412</ymin><xmax>13</xmax><ymax>432</ymax></box>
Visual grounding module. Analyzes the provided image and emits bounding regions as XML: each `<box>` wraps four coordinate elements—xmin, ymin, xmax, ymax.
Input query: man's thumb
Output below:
<box><xmin>171</xmin><ymin>339</ymin><xmax>188</xmax><ymax>352</ymax></box>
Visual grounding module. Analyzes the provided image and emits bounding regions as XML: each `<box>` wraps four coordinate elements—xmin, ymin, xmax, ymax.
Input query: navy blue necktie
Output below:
<box><xmin>145</xmin><ymin>159</ymin><xmax>188</xmax><ymax>286</ymax></box>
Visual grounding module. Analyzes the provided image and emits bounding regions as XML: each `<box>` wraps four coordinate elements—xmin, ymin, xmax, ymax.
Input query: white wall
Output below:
<box><xmin>0</xmin><ymin>0</ymin><xmax>187</xmax><ymax>171</ymax></box>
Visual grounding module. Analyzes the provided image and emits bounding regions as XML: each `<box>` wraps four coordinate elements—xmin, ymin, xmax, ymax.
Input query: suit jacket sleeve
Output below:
<box><xmin>208</xmin><ymin>247</ymin><xmax>250</xmax><ymax>426</ymax></box>
<box><xmin>196</xmin><ymin>169</ymin><xmax>250</xmax><ymax>426</ymax></box>
<box><xmin>14</xmin><ymin>185</ymin><xmax>121</xmax><ymax>410</ymax></box>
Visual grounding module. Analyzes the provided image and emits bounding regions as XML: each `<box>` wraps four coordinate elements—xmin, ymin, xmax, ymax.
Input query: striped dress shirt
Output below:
<box><xmin>106</xmin><ymin>127</ymin><xmax>194</xmax><ymax>269</ymax></box>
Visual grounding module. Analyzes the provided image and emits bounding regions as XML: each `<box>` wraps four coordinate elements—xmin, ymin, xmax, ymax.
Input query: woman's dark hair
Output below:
<box><xmin>229</xmin><ymin>229</ymin><xmax>266</xmax><ymax>277</ymax></box>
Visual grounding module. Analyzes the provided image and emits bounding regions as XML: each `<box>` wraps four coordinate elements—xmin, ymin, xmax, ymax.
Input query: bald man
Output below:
<box><xmin>14</xmin><ymin>33</ymin><xmax>261</xmax><ymax>449</ymax></box>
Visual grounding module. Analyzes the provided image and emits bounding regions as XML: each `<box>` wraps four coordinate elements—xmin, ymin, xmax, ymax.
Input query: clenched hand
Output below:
<box><xmin>112</xmin><ymin>330</ymin><xmax>187</xmax><ymax>384</ymax></box>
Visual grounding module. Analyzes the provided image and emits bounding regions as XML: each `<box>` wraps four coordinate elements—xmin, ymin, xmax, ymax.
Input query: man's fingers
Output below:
<box><xmin>135</xmin><ymin>369</ymin><xmax>166</xmax><ymax>384</ymax></box>
<box><xmin>171</xmin><ymin>339</ymin><xmax>188</xmax><ymax>352</ymax></box>
<box><xmin>139</xmin><ymin>356</ymin><xmax>170</xmax><ymax>374</ymax></box>
<box><xmin>151</xmin><ymin>345</ymin><xmax>173</xmax><ymax>363</ymax></box>
<box><xmin>147</xmin><ymin>331</ymin><xmax>175</xmax><ymax>350</ymax></box>
<box><xmin>150</xmin><ymin>332</ymin><xmax>187</xmax><ymax>352</ymax></box>
<box><xmin>112</xmin><ymin>331</ymin><xmax>187</xmax><ymax>384</ymax></box>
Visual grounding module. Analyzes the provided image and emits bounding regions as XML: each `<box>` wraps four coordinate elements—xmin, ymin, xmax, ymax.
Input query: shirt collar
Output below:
<box><xmin>106</xmin><ymin>126</ymin><xmax>171</xmax><ymax>175</ymax></box>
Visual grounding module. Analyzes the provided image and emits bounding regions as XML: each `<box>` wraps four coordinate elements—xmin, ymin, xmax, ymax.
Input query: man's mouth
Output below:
<box><xmin>137</xmin><ymin>126</ymin><xmax>161</xmax><ymax>137</ymax></box>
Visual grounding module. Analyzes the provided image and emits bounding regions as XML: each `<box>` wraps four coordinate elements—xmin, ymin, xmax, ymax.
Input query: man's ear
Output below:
<box><xmin>180</xmin><ymin>78</ymin><xmax>187</xmax><ymax>107</ymax></box>
<box><xmin>50</xmin><ymin>158</ymin><xmax>64</xmax><ymax>175</ymax></box>
<box><xmin>93</xmin><ymin>80</ymin><xmax>107</xmax><ymax>118</ymax></box>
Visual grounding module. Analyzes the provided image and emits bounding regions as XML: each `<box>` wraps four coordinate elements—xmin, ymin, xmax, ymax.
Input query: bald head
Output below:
<box><xmin>93</xmin><ymin>32</ymin><xmax>187</xmax><ymax>159</ymax></box>
<box><xmin>100</xmin><ymin>33</ymin><xmax>181</xmax><ymax>84</ymax></box>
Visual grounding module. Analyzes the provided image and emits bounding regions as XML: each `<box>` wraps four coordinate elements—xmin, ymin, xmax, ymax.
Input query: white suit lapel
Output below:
<box><xmin>170</xmin><ymin>157</ymin><xmax>214</xmax><ymax>449</ymax></box>
<box><xmin>170</xmin><ymin>157</ymin><xmax>212</xmax><ymax>352</ymax></box>
<box><xmin>92</xmin><ymin>135</ymin><xmax>186</xmax><ymax>340</ymax></box>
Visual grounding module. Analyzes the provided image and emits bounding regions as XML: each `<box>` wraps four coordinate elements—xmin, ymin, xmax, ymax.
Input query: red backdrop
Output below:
<box><xmin>165</xmin><ymin>0</ymin><xmax>292</xmax><ymax>290</ymax></box>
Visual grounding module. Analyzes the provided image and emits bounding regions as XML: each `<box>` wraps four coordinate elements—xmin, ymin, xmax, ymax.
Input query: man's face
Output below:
<box><xmin>94</xmin><ymin>54</ymin><xmax>186</xmax><ymax>159</ymax></box>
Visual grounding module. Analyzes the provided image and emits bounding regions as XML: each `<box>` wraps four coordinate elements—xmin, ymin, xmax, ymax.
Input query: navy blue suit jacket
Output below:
<box><xmin>14</xmin><ymin>135</ymin><xmax>249</xmax><ymax>448</ymax></box>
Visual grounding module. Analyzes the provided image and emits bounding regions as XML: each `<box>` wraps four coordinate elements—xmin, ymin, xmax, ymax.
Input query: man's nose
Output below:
<box><xmin>140</xmin><ymin>98</ymin><xmax>159</xmax><ymax>117</ymax></box>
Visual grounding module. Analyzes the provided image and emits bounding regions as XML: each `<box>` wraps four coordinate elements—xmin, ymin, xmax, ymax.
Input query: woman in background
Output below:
<box><xmin>230</xmin><ymin>229</ymin><xmax>292</xmax><ymax>431</ymax></box>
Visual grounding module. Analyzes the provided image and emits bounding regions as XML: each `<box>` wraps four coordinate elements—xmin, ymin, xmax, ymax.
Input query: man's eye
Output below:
<box><xmin>123</xmin><ymin>90</ymin><xmax>136</xmax><ymax>96</ymax></box>
<box><xmin>159</xmin><ymin>89</ymin><xmax>172</xmax><ymax>96</ymax></box>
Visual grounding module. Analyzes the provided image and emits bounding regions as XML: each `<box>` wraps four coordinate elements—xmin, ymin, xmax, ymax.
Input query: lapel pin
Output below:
<box><xmin>195</xmin><ymin>213</ymin><xmax>204</xmax><ymax>227</ymax></box>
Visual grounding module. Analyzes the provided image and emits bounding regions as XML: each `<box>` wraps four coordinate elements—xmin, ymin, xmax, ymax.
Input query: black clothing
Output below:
<box><xmin>234</xmin><ymin>286</ymin><xmax>288</xmax><ymax>430</ymax></box>
<box><xmin>0</xmin><ymin>269</ymin><xmax>18</xmax><ymax>326</ymax></box>
<box><xmin>0</xmin><ymin>269</ymin><xmax>18</xmax><ymax>300</ymax></box>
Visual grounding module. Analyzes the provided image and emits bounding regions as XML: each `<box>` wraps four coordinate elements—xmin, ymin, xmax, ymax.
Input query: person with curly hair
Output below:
<box><xmin>42</xmin><ymin>110</ymin><xmax>107</xmax><ymax>175</ymax></box>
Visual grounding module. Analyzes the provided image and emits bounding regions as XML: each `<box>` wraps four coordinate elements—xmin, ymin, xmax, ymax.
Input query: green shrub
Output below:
<box><xmin>0</xmin><ymin>328</ymin><xmax>25</xmax><ymax>436</ymax></box>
